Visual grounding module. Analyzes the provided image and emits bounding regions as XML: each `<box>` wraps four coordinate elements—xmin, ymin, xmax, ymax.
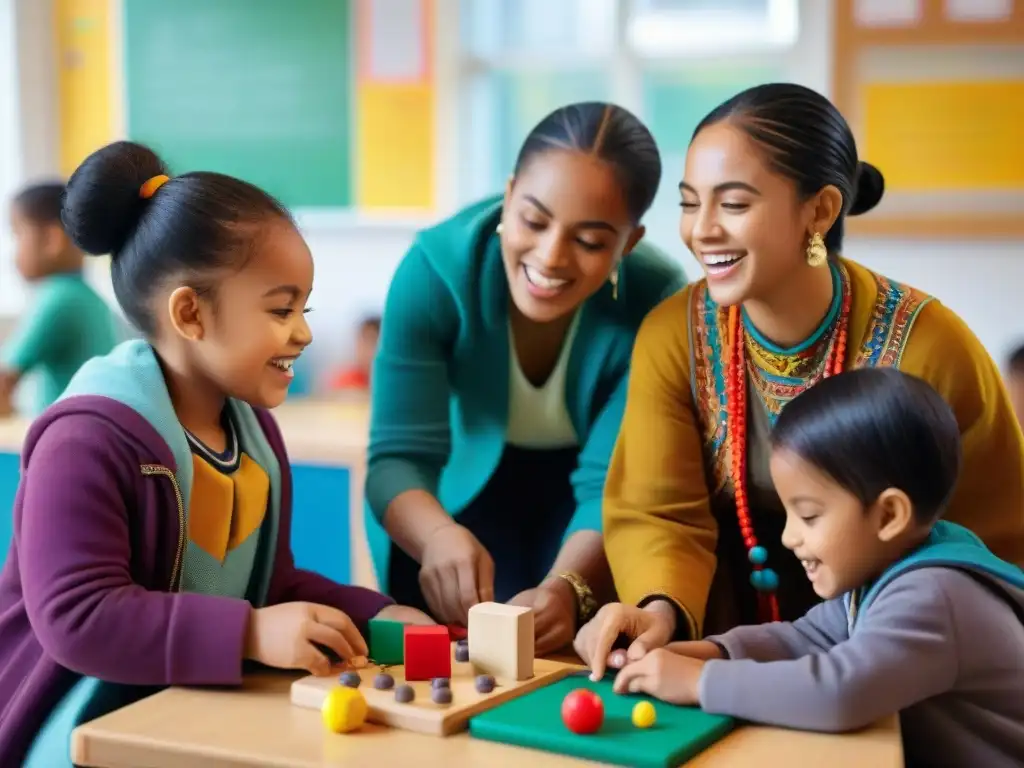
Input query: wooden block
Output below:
<box><xmin>368</xmin><ymin>618</ymin><xmax>404</xmax><ymax>665</ymax></box>
<box><xmin>290</xmin><ymin>645</ymin><xmax>574</xmax><ymax>736</ymax></box>
<box><xmin>467</xmin><ymin>602</ymin><xmax>533</xmax><ymax>681</ymax></box>
<box><xmin>404</xmin><ymin>625</ymin><xmax>451</xmax><ymax>681</ymax></box>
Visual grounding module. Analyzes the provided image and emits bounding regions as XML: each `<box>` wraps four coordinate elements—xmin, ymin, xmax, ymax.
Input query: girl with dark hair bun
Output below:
<box><xmin>367</xmin><ymin>102</ymin><xmax>686</xmax><ymax>652</ymax></box>
<box><xmin>0</xmin><ymin>141</ymin><xmax>430</xmax><ymax>767</ymax></box>
<box><xmin>577</xmin><ymin>83</ymin><xmax>1024</xmax><ymax>675</ymax></box>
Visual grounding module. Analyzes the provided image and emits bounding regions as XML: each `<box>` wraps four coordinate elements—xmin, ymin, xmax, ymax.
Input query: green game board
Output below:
<box><xmin>469</xmin><ymin>674</ymin><xmax>734</xmax><ymax>767</ymax></box>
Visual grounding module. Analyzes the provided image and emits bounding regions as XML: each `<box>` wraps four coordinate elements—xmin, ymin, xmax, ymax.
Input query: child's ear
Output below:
<box><xmin>167</xmin><ymin>286</ymin><xmax>207</xmax><ymax>342</ymax></box>
<box><xmin>873</xmin><ymin>487</ymin><xmax>914</xmax><ymax>543</ymax></box>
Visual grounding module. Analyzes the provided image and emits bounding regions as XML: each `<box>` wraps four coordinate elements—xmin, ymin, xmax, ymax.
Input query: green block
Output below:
<box><xmin>368</xmin><ymin>618</ymin><xmax>405</xmax><ymax>665</ymax></box>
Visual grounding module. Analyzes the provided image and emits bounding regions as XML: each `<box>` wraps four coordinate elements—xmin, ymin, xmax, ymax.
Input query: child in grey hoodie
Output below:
<box><xmin>612</xmin><ymin>368</ymin><xmax>1024</xmax><ymax>767</ymax></box>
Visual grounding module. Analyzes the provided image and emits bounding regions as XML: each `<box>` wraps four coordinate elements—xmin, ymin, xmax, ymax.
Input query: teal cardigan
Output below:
<box><xmin>364</xmin><ymin>196</ymin><xmax>687</xmax><ymax>589</ymax></box>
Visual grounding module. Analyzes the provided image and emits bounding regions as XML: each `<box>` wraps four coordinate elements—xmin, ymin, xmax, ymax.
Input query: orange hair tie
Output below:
<box><xmin>139</xmin><ymin>174</ymin><xmax>170</xmax><ymax>199</ymax></box>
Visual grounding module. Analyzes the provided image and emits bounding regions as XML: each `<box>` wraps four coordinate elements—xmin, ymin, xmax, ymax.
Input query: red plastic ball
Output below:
<box><xmin>561</xmin><ymin>688</ymin><xmax>604</xmax><ymax>735</ymax></box>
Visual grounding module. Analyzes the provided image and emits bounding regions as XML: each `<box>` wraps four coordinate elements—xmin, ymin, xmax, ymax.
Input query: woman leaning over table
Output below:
<box><xmin>575</xmin><ymin>82</ymin><xmax>1024</xmax><ymax>675</ymax></box>
<box><xmin>364</xmin><ymin>102</ymin><xmax>687</xmax><ymax>654</ymax></box>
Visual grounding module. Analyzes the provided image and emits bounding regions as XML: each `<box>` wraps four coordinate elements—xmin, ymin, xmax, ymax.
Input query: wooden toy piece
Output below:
<box><xmin>339</xmin><ymin>671</ymin><xmax>361</xmax><ymax>688</ymax></box>
<box><xmin>431</xmin><ymin>687</ymin><xmax>453</xmax><ymax>705</ymax></box>
<box><xmin>291</xmin><ymin>651</ymin><xmax>573</xmax><ymax>736</ymax></box>
<box><xmin>632</xmin><ymin>700</ymin><xmax>656</xmax><ymax>728</ymax></box>
<box><xmin>368</xmin><ymin>618</ymin><xmax>405</xmax><ymax>665</ymax></box>
<box><xmin>474</xmin><ymin>674</ymin><xmax>495</xmax><ymax>693</ymax></box>
<box><xmin>467</xmin><ymin>602</ymin><xmax>534</xmax><ymax>681</ymax></box>
<box><xmin>470</xmin><ymin>676</ymin><xmax>736</xmax><ymax>765</ymax></box>
<box><xmin>321</xmin><ymin>686</ymin><xmax>368</xmax><ymax>733</ymax></box>
<box><xmin>404</xmin><ymin>625</ymin><xmax>451</xmax><ymax>681</ymax></box>
<box><xmin>446</xmin><ymin>624</ymin><xmax>468</xmax><ymax>641</ymax></box>
<box><xmin>561</xmin><ymin>688</ymin><xmax>604</xmax><ymax>734</ymax></box>
<box><xmin>394</xmin><ymin>684</ymin><xmax>415</xmax><ymax>703</ymax></box>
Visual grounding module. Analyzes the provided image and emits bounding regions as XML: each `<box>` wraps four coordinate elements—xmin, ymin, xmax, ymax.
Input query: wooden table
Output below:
<box><xmin>71</xmin><ymin>671</ymin><xmax>903</xmax><ymax>767</ymax></box>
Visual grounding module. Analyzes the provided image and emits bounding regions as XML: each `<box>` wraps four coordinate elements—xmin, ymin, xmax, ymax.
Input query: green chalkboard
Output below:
<box><xmin>124</xmin><ymin>0</ymin><xmax>352</xmax><ymax>208</ymax></box>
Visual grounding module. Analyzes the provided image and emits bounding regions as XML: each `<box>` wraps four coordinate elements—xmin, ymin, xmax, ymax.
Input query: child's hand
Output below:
<box><xmin>244</xmin><ymin>602</ymin><xmax>369</xmax><ymax>677</ymax></box>
<box><xmin>664</xmin><ymin>640</ymin><xmax>725</xmax><ymax>661</ymax></box>
<box><xmin>375</xmin><ymin>604</ymin><xmax>436</xmax><ymax>625</ymax></box>
<box><xmin>612</xmin><ymin>648</ymin><xmax>705</xmax><ymax>705</ymax></box>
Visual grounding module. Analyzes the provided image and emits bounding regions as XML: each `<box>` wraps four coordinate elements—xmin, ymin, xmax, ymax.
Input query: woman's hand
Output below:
<box><xmin>419</xmin><ymin>523</ymin><xmax>495</xmax><ymax>625</ymax></box>
<box><xmin>374</xmin><ymin>604</ymin><xmax>437</xmax><ymax>626</ymax></box>
<box><xmin>573</xmin><ymin>601</ymin><xmax>676</xmax><ymax>681</ymax></box>
<box><xmin>508</xmin><ymin>577</ymin><xmax>577</xmax><ymax>656</ymax></box>
<box><xmin>612</xmin><ymin>648</ymin><xmax>705</xmax><ymax>705</ymax></box>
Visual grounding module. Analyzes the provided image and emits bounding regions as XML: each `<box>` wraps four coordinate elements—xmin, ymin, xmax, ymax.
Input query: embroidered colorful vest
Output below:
<box><xmin>689</xmin><ymin>262</ymin><xmax>932</xmax><ymax>493</ymax></box>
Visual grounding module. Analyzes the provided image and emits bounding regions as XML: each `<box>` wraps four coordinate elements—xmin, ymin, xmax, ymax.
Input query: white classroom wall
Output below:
<box><xmin>3</xmin><ymin>0</ymin><xmax>1021</xmax><ymax>387</ymax></box>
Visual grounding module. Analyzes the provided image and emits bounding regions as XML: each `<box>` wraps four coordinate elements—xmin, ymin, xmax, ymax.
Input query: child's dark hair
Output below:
<box><xmin>514</xmin><ymin>101</ymin><xmax>662</xmax><ymax>224</ymax></box>
<box><xmin>360</xmin><ymin>314</ymin><xmax>381</xmax><ymax>333</ymax></box>
<box><xmin>771</xmin><ymin>368</ymin><xmax>962</xmax><ymax>523</ymax></box>
<box><xmin>62</xmin><ymin>141</ymin><xmax>291</xmax><ymax>335</ymax></box>
<box><xmin>1008</xmin><ymin>344</ymin><xmax>1024</xmax><ymax>375</ymax></box>
<box><xmin>13</xmin><ymin>182</ymin><xmax>66</xmax><ymax>225</ymax></box>
<box><xmin>694</xmin><ymin>83</ymin><xmax>884</xmax><ymax>254</ymax></box>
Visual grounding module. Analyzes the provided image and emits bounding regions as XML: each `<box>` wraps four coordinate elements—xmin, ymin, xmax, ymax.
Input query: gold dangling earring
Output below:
<box><xmin>609</xmin><ymin>264</ymin><xmax>619</xmax><ymax>300</ymax></box>
<box><xmin>806</xmin><ymin>232</ymin><xmax>828</xmax><ymax>267</ymax></box>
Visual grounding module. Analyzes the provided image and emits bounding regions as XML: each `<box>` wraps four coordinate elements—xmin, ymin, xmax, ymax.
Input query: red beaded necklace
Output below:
<box><xmin>725</xmin><ymin>282</ymin><xmax>852</xmax><ymax>623</ymax></box>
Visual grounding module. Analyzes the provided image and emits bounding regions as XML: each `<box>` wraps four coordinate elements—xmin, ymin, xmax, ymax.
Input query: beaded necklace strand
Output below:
<box><xmin>725</xmin><ymin>280</ymin><xmax>852</xmax><ymax>623</ymax></box>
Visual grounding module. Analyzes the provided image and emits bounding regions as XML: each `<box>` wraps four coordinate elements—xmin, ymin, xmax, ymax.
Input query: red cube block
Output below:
<box><xmin>403</xmin><ymin>625</ymin><xmax>451</xmax><ymax>681</ymax></box>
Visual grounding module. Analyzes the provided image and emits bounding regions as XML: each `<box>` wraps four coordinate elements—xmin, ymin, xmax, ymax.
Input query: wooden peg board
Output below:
<box><xmin>291</xmin><ymin>644</ymin><xmax>575</xmax><ymax>736</ymax></box>
<box><xmin>834</xmin><ymin>0</ymin><xmax>1024</xmax><ymax>238</ymax></box>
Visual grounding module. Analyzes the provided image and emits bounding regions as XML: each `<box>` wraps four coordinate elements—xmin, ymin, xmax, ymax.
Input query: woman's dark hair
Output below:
<box><xmin>771</xmin><ymin>368</ymin><xmax>961</xmax><ymax>523</ymax></box>
<box><xmin>62</xmin><ymin>141</ymin><xmax>291</xmax><ymax>335</ymax></box>
<box><xmin>13</xmin><ymin>182</ymin><xmax>66</xmax><ymax>225</ymax></box>
<box><xmin>693</xmin><ymin>82</ymin><xmax>885</xmax><ymax>253</ymax></box>
<box><xmin>513</xmin><ymin>102</ymin><xmax>662</xmax><ymax>223</ymax></box>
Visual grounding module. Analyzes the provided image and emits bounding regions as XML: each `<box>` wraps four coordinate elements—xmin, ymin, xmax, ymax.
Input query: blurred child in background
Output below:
<box><xmin>0</xmin><ymin>182</ymin><xmax>118</xmax><ymax>416</ymax></box>
<box><xmin>329</xmin><ymin>314</ymin><xmax>380</xmax><ymax>392</ymax></box>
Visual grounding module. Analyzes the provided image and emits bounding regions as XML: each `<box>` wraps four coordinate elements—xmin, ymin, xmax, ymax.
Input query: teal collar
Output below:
<box><xmin>742</xmin><ymin>260</ymin><xmax>841</xmax><ymax>355</ymax></box>
<box><xmin>59</xmin><ymin>339</ymin><xmax>284</xmax><ymax>605</ymax></box>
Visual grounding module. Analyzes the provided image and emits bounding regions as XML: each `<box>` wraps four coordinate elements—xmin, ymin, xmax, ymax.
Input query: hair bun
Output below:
<box><xmin>62</xmin><ymin>141</ymin><xmax>169</xmax><ymax>257</ymax></box>
<box><xmin>849</xmin><ymin>161</ymin><xmax>885</xmax><ymax>216</ymax></box>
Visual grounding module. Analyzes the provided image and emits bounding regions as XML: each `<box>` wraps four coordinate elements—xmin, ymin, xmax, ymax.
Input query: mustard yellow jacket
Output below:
<box><xmin>603</xmin><ymin>258</ymin><xmax>1024</xmax><ymax>636</ymax></box>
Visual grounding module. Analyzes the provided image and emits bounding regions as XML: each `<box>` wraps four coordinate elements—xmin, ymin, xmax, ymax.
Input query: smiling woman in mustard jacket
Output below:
<box><xmin>364</xmin><ymin>101</ymin><xmax>686</xmax><ymax>654</ymax></box>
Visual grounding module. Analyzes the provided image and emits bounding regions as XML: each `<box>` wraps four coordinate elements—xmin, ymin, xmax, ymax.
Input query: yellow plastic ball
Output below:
<box><xmin>321</xmin><ymin>686</ymin><xmax>369</xmax><ymax>733</ymax></box>
<box><xmin>632</xmin><ymin>700</ymin><xmax>657</xmax><ymax>729</ymax></box>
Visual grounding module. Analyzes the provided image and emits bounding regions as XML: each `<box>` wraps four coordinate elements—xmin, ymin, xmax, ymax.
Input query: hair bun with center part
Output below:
<box><xmin>62</xmin><ymin>141</ymin><xmax>169</xmax><ymax>258</ymax></box>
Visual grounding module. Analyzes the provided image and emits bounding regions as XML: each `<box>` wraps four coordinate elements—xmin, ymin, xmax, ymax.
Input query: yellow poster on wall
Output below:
<box><xmin>55</xmin><ymin>0</ymin><xmax>115</xmax><ymax>178</ymax></box>
<box><xmin>863</xmin><ymin>80</ymin><xmax>1024</xmax><ymax>191</ymax></box>
<box><xmin>354</xmin><ymin>0</ymin><xmax>435</xmax><ymax>210</ymax></box>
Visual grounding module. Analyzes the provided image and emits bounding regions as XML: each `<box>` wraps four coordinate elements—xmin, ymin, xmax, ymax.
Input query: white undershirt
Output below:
<box><xmin>505</xmin><ymin>313</ymin><xmax>580</xmax><ymax>449</ymax></box>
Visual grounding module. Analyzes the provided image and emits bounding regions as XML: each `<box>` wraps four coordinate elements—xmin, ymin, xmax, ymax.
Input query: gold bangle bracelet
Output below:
<box><xmin>557</xmin><ymin>571</ymin><xmax>598</xmax><ymax>626</ymax></box>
